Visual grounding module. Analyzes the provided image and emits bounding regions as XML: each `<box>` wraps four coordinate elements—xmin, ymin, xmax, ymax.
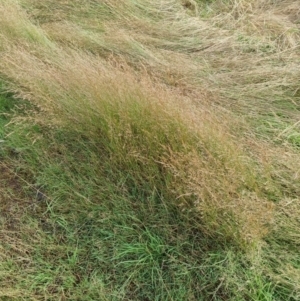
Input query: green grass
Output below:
<box><xmin>0</xmin><ymin>92</ymin><xmax>298</xmax><ymax>300</ymax></box>
<box><xmin>0</xmin><ymin>84</ymin><xmax>15</xmax><ymax>139</ymax></box>
<box><xmin>0</xmin><ymin>93</ymin><xmax>274</xmax><ymax>300</ymax></box>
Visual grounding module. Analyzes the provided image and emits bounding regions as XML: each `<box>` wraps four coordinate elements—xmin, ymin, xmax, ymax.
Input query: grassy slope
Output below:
<box><xmin>0</xmin><ymin>0</ymin><xmax>300</xmax><ymax>300</ymax></box>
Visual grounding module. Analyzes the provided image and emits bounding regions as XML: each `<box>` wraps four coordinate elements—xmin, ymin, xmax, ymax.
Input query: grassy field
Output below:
<box><xmin>0</xmin><ymin>0</ymin><xmax>299</xmax><ymax>300</ymax></box>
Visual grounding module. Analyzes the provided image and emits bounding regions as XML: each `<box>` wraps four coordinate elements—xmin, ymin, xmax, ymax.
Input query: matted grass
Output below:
<box><xmin>0</xmin><ymin>0</ymin><xmax>300</xmax><ymax>300</ymax></box>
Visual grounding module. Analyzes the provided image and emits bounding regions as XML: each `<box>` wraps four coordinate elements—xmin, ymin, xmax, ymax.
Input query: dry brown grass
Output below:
<box><xmin>0</xmin><ymin>0</ymin><xmax>300</xmax><ymax>299</ymax></box>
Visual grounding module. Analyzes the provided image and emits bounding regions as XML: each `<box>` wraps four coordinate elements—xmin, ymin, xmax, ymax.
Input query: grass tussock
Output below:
<box><xmin>1</xmin><ymin>45</ymin><xmax>273</xmax><ymax>246</ymax></box>
<box><xmin>0</xmin><ymin>0</ymin><xmax>300</xmax><ymax>300</ymax></box>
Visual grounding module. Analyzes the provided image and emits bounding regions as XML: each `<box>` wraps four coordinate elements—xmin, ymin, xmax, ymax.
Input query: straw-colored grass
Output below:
<box><xmin>0</xmin><ymin>0</ymin><xmax>299</xmax><ymax>300</ymax></box>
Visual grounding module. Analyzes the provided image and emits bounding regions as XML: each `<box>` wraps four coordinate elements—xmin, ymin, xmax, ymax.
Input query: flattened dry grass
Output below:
<box><xmin>0</xmin><ymin>0</ymin><xmax>300</xmax><ymax>300</ymax></box>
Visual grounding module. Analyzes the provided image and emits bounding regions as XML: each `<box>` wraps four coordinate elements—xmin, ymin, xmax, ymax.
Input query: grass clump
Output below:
<box><xmin>0</xmin><ymin>46</ymin><xmax>273</xmax><ymax>246</ymax></box>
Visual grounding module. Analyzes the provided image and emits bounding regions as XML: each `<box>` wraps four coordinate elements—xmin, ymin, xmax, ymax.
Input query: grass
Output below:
<box><xmin>0</xmin><ymin>0</ymin><xmax>300</xmax><ymax>300</ymax></box>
